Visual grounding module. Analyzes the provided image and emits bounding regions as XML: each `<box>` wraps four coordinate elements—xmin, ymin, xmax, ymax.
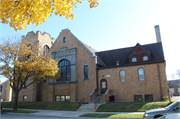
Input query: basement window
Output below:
<box><xmin>145</xmin><ymin>94</ymin><xmax>153</xmax><ymax>101</ymax></box>
<box><xmin>55</xmin><ymin>95</ymin><xmax>70</xmax><ymax>102</ymax></box>
<box><xmin>134</xmin><ymin>95</ymin><xmax>142</xmax><ymax>101</ymax></box>
<box><xmin>23</xmin><ymin>95</ymin><xmax>27</xmax><ymax>102</ymax></box>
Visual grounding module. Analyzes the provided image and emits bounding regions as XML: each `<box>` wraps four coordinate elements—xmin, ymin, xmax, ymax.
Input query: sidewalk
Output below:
<box><xmin>3</xmin><ymin>108</ymin><xmax>144</xmax><ymax>118</ymax></box>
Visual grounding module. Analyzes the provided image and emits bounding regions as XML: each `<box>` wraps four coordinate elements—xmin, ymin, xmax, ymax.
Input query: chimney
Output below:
<box><xmin>154</xmin><ymin>25</ymin><xmax>162</xmax><ymax>42</ymax></box>
<box><xmin>116</xmin><ymin>61</ymin><xmax>119</xmax><ymax>66</ymax></box>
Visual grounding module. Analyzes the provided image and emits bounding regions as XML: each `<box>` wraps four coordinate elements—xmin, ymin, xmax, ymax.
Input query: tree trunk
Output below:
<box><xmin>13</xmin><ymin>91</ymin><xmax>19</xmax><ymax>110</ymax></box>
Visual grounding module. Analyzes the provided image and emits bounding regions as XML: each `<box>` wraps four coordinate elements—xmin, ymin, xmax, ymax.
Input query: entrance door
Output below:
<box><xmin>100</xmin><ymin>79</ymin><xmax>107</xmax><ymax>94</ymax></box>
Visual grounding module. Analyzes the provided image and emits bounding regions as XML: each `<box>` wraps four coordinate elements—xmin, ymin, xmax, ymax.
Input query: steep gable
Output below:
<box><xmin>50</xmin><ymin>29</ymin><xmax>96</xmax><ymax>58</ymax></box>
<box><xmin>128</xmin><ymin>43</ymin><xmax>151</xmax><ymax>58</ymax></box>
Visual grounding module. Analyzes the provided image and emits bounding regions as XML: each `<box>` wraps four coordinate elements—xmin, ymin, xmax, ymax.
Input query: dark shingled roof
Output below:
<box><xmin>95</xmin><ymin>42</ymin><xmax>165</xmax><ymax>66</ymax></box>
<box><xmin>168</xmin><ymin>80</ymin><xmax>180</xmax><ymax>88</ymax></box>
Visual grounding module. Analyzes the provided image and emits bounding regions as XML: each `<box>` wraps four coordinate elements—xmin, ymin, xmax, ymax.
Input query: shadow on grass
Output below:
<box><xmin>1</xmin><ymin>102</ymin><xmax>83</xmax><ymax>111</ymax></box>
<box><xmin>96</xmin><ymin>101</ymin><xmax>170</xmax><ymax>112</ymax></box>
<box><xmin>80</xmin><ymin>113</ymin><xmax>144</xmax><ymax>118</ymax></box>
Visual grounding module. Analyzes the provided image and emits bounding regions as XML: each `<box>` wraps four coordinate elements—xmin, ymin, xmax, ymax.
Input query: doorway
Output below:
<box><xmin>100</xmin><ymin>79</ymin><xmax>107</xmax><ymax>94</ymax></box>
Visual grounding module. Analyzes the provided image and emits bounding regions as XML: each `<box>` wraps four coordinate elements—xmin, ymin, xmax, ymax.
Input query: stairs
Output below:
<box><xmin>77</xmin><ymin>95</ymin><xmax>104</xmax><ymax>112</ymax></box>
<box><xmin>77</xmin><ymin>103</ymin><xmax>96</xmax><ymax>111</ymax></box>
<box><xmin>91</xmin><ymin>95</ymin><xmax>104</xmax><ymax>104</ymax></box>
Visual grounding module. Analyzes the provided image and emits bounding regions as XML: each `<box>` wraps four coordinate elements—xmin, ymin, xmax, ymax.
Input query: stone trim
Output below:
<box><xmin>48</xmin><ymin>81</ymin><xmax>77</xmax><ymax>84</ymax></box>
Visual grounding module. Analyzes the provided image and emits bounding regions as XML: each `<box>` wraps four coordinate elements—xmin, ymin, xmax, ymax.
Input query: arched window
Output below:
<box><xmin>143</xmin><ymin>56</ymin><xmax>148</xmax><ymax>61</ymax></box>
<box><xmin>58</xmin><ymin>59</ymin><xmax>71</xmax><ymax>81</ymax></box>
<box><xmin>138</xmin><ymin>68</ymin><xmax>145</xmax><ymax>81</ymax></box>
<box><xmin>132</xmin><ymin>57</ymin><xmax>137</xmax><ymax>62</ymax></box>
<box><xmin>120</xmin><ymin>70</ymin><xmax>126</xmax><ymax>82</ymax></box>
<box><xmin>43</xmin><ymin>45</ymin><xmax>49</xmax><ymax>55</ymax></box>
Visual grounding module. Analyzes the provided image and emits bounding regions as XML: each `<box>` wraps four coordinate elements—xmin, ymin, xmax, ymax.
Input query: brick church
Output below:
<box><xmin>16</xmin><ymin>25</ymin><xmax>168</xmax><ymax>103</ymax></box>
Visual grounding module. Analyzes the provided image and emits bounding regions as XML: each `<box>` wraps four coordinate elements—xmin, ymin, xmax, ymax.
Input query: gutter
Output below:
<box><xmin>97</xmin><ymin>60</ymin><xmax>165</xmax><ymax>70</ymax></box>
<box><xmin>157</xmin><ymin>62</ymin><xmax>163</xmax><ymax>100</ymax></box>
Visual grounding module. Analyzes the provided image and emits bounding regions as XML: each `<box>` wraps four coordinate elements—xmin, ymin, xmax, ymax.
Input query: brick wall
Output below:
<box><xmin>49</xmin><ymin>29</ymin><xmax>97</xmax><ymax>102</ymax></box>
<box><xmin>98</xmin><ymin>62</ymin><xmax>168</xmax><ymax>102</ymax></box>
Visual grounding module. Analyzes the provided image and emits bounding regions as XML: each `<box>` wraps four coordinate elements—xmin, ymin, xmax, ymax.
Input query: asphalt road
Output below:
<box><xmin>0</xmin><ymin>112</ymin><xmax>105</xmax><ymax>119</ymax></box>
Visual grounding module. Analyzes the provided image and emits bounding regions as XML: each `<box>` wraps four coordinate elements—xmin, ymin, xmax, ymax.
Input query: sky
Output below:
<box><xmin>0</xmin><ymin>0</ymin><xmax>180</xmax><ymax>81</ymax></box>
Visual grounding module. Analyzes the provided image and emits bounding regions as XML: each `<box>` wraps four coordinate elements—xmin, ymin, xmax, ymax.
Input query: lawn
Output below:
<box><xmin>2</xmin><ymin>110</ymin><xmax>38</xmax><ymax>113</ymax></box>
<box><xmin>80</xmin><ymin>113</ymin><xmax>144</xmax><ymax>118</ymax></box>
<box><xmin>96</xmin><ymin>101</ymin><xmax>170</xmax><ymax>112</ymax></box>
<box><xmin>2</xmin><ymin>101</ymin><xmax>171</xmax><ymax>112</ymax></box>
<box><xmin>1</xmin><ymin>102</ymin><xmax>83</xmax><ymax>111</ymax></box>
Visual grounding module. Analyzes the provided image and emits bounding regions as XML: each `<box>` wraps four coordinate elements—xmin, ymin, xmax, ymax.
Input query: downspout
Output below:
<box><xmin>157</xmin><ymin>62</ymin><xmax>163</xmax><ymax>100</ymax></box>
<box><xmin>96</xmin><ymin>65</ymin><xmax>99</xmax><ymax>92</ymax></box>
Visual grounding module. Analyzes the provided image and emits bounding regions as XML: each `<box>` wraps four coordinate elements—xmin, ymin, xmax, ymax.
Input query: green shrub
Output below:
<box><xmin>163</xmin><ymin>95</ymin><xmax>169</xmax><ymax>101</ymax></box>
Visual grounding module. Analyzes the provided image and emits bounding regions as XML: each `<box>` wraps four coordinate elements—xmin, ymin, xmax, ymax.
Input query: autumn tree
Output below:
<box><xmin>0</xmin><ymin>0</ymin><xmax>99</xmax><ymax>31</ymax></box>
<box><xmin>0</xmin><ymin>37</ymin><xmax>59</xmax><ymax>110</ymax></box>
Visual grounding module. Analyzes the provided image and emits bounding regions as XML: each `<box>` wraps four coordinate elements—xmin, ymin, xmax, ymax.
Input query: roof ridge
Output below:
<box><xmin>96</xmin><ymin>42</ymin><xmax>160</xmax><ymax>53</ymax></box>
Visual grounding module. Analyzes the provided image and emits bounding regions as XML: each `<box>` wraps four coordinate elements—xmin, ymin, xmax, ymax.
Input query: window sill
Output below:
<box><xmin>83</xmin><ymin>79</ymin><xmax>89</xmax><ymax>81</ymax></box>
<box><xmin>48</xmin><ymin>81</ymin><xmax>77</xmax><ymax>84</ymax></box>
<box><xmin>119</xmin><ymin>81</ymin><xmax>126</xmax><ymax>83</ymax></box>
<box><xmin>138</xmin><ymin>80</ymin><xmax>146</xmax><ymax>82</ymax></box>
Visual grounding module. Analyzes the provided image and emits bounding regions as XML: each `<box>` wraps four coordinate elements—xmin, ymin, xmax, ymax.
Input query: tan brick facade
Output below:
<box><xmin>98</xmin><ymin>62</ymin><xmax>168</xmax><ymax>101</ymax></box>
<box><xmin>15</xmin><ymin>29</ymin><xmax>168</xmax><ymax>103</ymax></box>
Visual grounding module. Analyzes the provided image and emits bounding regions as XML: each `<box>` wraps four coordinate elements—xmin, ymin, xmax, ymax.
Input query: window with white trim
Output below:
<box><xmin>120</xmin><ymin>70</ymin><xmax>126</xmax><ymax>82</ymax></box>
<box><xmin>138</xmin><ymin>68</ymin><xmax>145</xmax><ymax>81</ymax></box>
<box><xmin>55</xmin><ymin>95</ymin><xmax>70</xmax><ymax>102</ymax></box>
<box><xmin>132</xmin><ymin>57</ymin><xmax>137</xmax><ymax>62</ymax></box>
<box><xmin>143</xmin><ymin>56</ymin><xmax>148</xmax><ymax>61</ymax></box>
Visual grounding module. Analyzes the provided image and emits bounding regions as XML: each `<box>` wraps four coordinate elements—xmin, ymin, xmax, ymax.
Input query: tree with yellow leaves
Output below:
<box><xmin>0</xmin><ymin>37</ymin><xmax>59</xmax><ymax>110</ymax></box>
<box><xmin>0</xmin><ymin>0</ymin><xmax>99</xmax><ymax>31</ymax></box>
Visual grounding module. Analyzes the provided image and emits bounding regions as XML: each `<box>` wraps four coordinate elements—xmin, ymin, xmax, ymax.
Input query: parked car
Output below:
<box><xmin>143</xmin><ymin>100</ymin><xmax>180</xmax><ymax>119</ymax></box>
<box><xmin>157</xmin><ymin>113</ymin><xmax>180</xmax><ymax>119</ymax></box>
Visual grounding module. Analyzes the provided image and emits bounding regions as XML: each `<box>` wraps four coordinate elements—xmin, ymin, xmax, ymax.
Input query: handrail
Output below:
<box><xmin>103</xmin><ymin>89</ymin><xmax>112</xmax><ymax>103</ymax></box>
<box><xmin>104</xmin><ymin>89</ymin><xmax>110</xmax><ymax>95</ymax></box>
<box><xmin>90</xmin><ymin>89</ymin><xmax>97</xmax><ymax>96</ymax></box>
<box><xmin>94</xmin><ymin>97</ymin><xmax>100</xmax><ymax>110</ymax></box>
<box><xmin>89</xmin><ymin>89</ymin><xmax>98</xmax><ymax>103</ymax></box>
<box><xmin>78</xmin><ymin>98</ymin><xmax>85</xmax><ymax>103</ymax></box>
<box><xmin>77</xmin><ymin>98</ymin><xmax>85</xmax><ymax>109</ymax></box>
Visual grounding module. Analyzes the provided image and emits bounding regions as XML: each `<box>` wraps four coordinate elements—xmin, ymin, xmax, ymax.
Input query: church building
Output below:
<box><xmin>16</xmin><ymin>25</ymin><xmax>168</xmax><ymax>103</ymax></box>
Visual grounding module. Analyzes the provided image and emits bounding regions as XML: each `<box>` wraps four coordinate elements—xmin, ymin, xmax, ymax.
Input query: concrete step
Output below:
<box><xmin>77</xmin><ymin>104</ymin><xmax>96</xmax><ymax>112</ymax></box>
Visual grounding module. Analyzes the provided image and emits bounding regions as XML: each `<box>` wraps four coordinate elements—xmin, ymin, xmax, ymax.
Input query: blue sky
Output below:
<box><xmin>0</xmin><ymin>0</ymin><xmax>180</xmax><ymax>81</ymax></box>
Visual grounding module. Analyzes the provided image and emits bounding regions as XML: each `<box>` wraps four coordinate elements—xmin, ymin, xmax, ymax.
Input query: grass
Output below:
<box><xmin>2</xmin><ymin>101</ymin><xmax>171</xmax><ymax>112</ymax></box>
<box><xmin>1</xmin><ymin>102</ymin><xmax>84</xmax><ymax>111</ymax></box>
<box><xmin>2</xmin><ymin>109</ymin><xmax>38</xmax><ymax>113</ymax></box>
<box><xmin>80</xmin><ymin>113</ymin><xmax>144</xmax><ymax>118</ymax></box>
<box><xmin>96</xmin><ymin>101</ymin><xmax>170</xmax><ymax>112</ymax></box>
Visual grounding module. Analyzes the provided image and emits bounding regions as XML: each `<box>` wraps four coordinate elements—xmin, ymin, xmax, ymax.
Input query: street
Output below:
<box><xmin>0</xmin><ymin>112</ymin><xmax>105</xmax><ymax>119</ymax></box>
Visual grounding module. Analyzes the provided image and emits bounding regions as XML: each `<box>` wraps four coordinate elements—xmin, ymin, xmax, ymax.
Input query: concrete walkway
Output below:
<box><xmin>3</xmin><ymin>108</ymin><xmax>145</xmax><ymax>118</ymax></box>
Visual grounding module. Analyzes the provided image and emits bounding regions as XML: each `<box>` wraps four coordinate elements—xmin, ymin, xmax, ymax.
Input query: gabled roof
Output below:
<box><xmin>128</xmin><ymin>43</ymin><xmax>151</xmax><ymax>58</ymax></box>
<box><xmin>95</xmin><ymin>42</ymin><xmax>165</xmax><ymax>67</ymax></box>
<box><xmin>69</xmin><ymin>31</ymin><xmax>106</xmax><ymax>66</ymax></box>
